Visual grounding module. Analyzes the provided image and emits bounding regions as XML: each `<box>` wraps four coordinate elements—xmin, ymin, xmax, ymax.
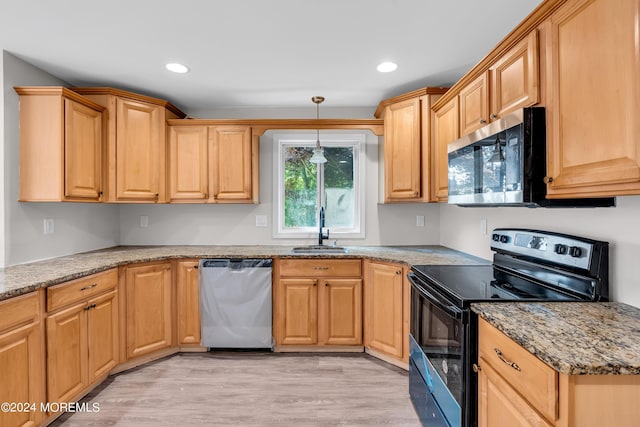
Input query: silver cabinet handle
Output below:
<box><xmin>480</xmin><ymin>119</ymin><xmax>487</xmax><ymax>124</ymax></box>
<box><xmin>80</xmin><ymin>283</ymin><xmax>98</xmax><ymax>291</ymax></box>
<box><xmin>490</xmin><ymin>113</ymin><xmax>498</xmax><ymax>119</ymax></box>
<box><xmin>312</xmin><ymin>267</ymin><xmax>329</xmax><ymax>270</ymax></box>
<box><xmin>494</xmin><ymin>348</ymin><xmax>521</xmax><ymax>371</ymax></box>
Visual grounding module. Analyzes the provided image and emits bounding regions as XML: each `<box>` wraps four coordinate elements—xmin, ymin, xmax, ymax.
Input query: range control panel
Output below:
<box><xmin>490</xmin><ymin>228</ymin><xmax>601</xmax><ymax>271</ymax></box>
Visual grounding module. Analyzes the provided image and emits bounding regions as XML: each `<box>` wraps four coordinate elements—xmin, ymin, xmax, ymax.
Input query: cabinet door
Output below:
<box><xmin>0</xmin><ymin>322</ymin><xmax>43</xmax><ymax>427</ymax></box>
<box><xmin>125</xmin><ymin>263</ymin><xmax>173</xmax><ymax>359</ymax></box>
<box><xmin>478</xmin><ymin>358</ymin><xmax>553</xmax><ymax>427</ymax></box>
<box><xmin>209</xmin><ymin>126</ymin><xmax>253</xmax><ymax>201</ymax></box>
<box><xmin>46</xmin><ymin>302</ymin><xmax>88</xmax><ymax>403</ymax></box>
<box><xmin>64</xmin><ymin>98</ymin><xmax>103</xmax><ymax>200</ymax></box>
<box><xmin>431</xmin><ymin>98</ymin><xmax>459</xmax><ymax>202</ymax></box>
<box><xmin>546</xmin><ymin>0</ymin><xmax>640</xmax><ymax>197</ymax></box>
<box><xmin>364</xmin><ymin>262</ymin><xmax>404</xmax><ymax>358</ymax></box>
<box><xmin>459</xmin><ymin>72</ymin><xmax>490</xmax><ymax>136</ymax></box>
<box><xmin>384</xmin><ymin>98</ymin><xmax>422</xmax><ymax>201</ymax></box>
<box><xmin>276</xmin><ymin>278</ymin><xmax>318</xmax><ymax>345</ymax></box>
<box><xmin>87</xmin><ymin>290</ymin><xmax>118</xmax><ymax>382</ymax></box>
<box><xmin>176</xmin><ymin>260</ymin><xmax>201</xmax><ymax>345</ymax></box>
<box><xmin>490</xmin><ymin>30</ymin><xmax>539</xmax><ymax>120</ymax></box>
<box><xmin>116</xmin><ymin>98</ymin><xmax>163</xmax><ymax>201</ymax></box>
<box><xmin>168</xmin><ymin>126</ymin><xmax>208</xmax><ymax>202</ymax></box>
<box><xmin>319</xmin><ymin>279</ymin><xmax>362</xmax><ymax>345</ymax></box>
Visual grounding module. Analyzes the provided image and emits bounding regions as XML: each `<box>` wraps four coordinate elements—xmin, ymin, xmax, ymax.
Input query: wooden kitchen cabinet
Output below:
<box><xmin>0</xmin><ymin>292</ymin><xmax>45</xmax><ymax>427</ymax></box>
<box><xmin>431</xmin><ymin>97</ymin><xmax>459</xmax><ymax>202</ymax></box>
<box><xmin>274</xmin><ymin>259</ymin><xmax>362</xmax><ymax>348</ymax></box>
<box><xmin>477</xmin><ymin>318</ymin><xmax>640</xmax><ymax>427</ymax></box>
<box><xmin>176</xmin><ymin>259</ymin><xmax>202</xmax><ymax>347</ymax></box>
<box><xmin>15</xmin><ymin>86</ymin><xmax>105</xmax><ymax>202</ymax></box>
<box><xmin>545</xmin><ymin>0</ymin><xmax>640</xmax><ymax>198</ymax></box>
<box><xmin>73</xmin><ymin>87</ymin><xmax>186</xmax><ymax>203</ymax></box>
<box><xmin>46</xmin><ymin>269</ymin><xmax>118</xmax><ymax>404</ymax></box>
<box><xmin>123</xmin><ymin>262</ymin><xmax>173</xmax><ymax>359</ymax></box>
<box><xmin>167</xmin><ymin>124</ymin><xmax>258</xmax><ymax>203</ymax></box>
<box><xmin>375</xmin><ymin>88</ymin><xmax>448</xmax><ymax>203</ymax></box>
<box><xmin>459</xmin><ymin>72</ymin><xmax>490</xmax><ymax>136</ymax></box>
<box><xmin>363</xmin><ymin>260</ymin><xmax>410</xmax><ymax>365</ymax></box>
<box><xmin>168</xmin><ymin>126</ymin><xmax>209</xmax><ymax>202</ymax></box>
<box><xmin>209</xmin><ymin>126</ymin><xmax>254</xmax><ymax>202</ymax></box>
<box><xmin>489</xmin><ymin>30</ymin><xmax>539</xmax><ymax>121</ymax></box>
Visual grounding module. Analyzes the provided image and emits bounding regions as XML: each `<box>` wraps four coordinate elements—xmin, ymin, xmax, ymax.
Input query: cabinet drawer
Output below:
<box><xmin>47</xmin><ymin>269</ymin><xmax>118</xmax><ymax>312</ymax></box>
<box><xmin>279</xmin><ymin>259</ymin><xmax>362</xmax><ymax>277</ymax></box>
<box><xmin>478</xmin><ymin>318</ymin><xmax>558</xmax><ymax>422</ymax></box>
<box><xmin>0</xmin><ymin>292</ymin><xmax>40</xmax><ymax>332</ymax></box>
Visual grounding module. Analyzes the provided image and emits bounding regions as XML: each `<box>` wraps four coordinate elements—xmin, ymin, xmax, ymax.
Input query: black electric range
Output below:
<box><xmin>407</xmin><ymin>228</ymin><xmax>609</xmax><ymax>427</ymax></box>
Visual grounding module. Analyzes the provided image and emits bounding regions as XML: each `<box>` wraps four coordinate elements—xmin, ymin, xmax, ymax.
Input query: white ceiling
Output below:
<box><xmin>1</xmin><ymin>0</ymin><xmax>541</xmax><ymax>114</ymax></box>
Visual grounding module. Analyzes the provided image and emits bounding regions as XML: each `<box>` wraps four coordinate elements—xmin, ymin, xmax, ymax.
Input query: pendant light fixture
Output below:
<box><xmin>309</xmin><ymin>96</ymin><xmax>327</xmax><ymax>164</ymax></box>
<box><xmin>487</xmin><ymin>134</ymin><xmax>505</xmax><ymax>164</ymax></box>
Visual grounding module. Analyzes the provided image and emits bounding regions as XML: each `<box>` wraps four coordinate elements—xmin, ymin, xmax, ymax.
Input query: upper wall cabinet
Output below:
<box><xmin>167</xmin><ymin>123</ymin><xmax>258</xmax><ymax>203</ymax></box>
<box><xmin>431</xmin><ymin>97</ymin><xmax>459</xmax><ymax>203</ymax></box>
<box><xmin>73</xmin><ymin>87</ymin><xmax>186</xmax><ymax>203</ymax></box>
<box><xmin>545</xmin><ymin>0</ymin><xmax>640</xmax><ymax>198</ymax></box>
<box><xmin>15</xmin><ymin>87</ymin><xmax>105</xmax><ymax>202</ymax></box>
<box><xmin>458</xmin><ymin>31</ymin><xmax>539</xmax><ymax>137</ymax></box>
<box><xmin>374</xmin><ymin>88</ymin><xmax>448</xmax><ymax>203</ymax></box>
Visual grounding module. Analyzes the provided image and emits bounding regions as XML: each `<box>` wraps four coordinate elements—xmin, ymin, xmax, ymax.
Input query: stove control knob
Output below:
<box><xmin>492</xmin><ymin>233</ymin><xmax>501</xmax><ymax>242</ymax></box>
<box><xmin>554</xmin><ymin>244</ymin><xmax>568</xmax><ymax>255</ymax></box>
<box><xmin>499</xmin><ymin>235</ymin><xmax>509</xmax><ymax>243</ymax></box>
<box><xmin>569</xmin><ymin>246</ymin><xmax>583</xmax><ymax>258</ymax></box>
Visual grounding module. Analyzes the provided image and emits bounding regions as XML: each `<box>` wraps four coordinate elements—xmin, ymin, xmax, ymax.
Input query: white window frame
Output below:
<box><xmin>272</xmin><ymin>131</ymin><xmax>366</xmax><ymax>239</ymax></box>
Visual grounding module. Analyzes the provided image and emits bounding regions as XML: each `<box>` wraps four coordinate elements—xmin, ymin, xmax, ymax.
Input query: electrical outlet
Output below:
<box><xmin>43</xmin><ymin>218</ymin><xmax>54</xmax><ymax>235</ymax></box>
<box><xmin>416</xmin><ymin>215</ymin><xmax>425</xmax><ymax>227</ymax></box>
<box><xmin>140</xmin><ymin>215</ymin><xmax>149</xmax><ymax>228</ymax></box>
<box><xmin>255</xmin><ymin>215</ymin><xmax>268</xmax><ymax>227</ymax></box>
<box><xmin>480</xmin><ymin>218</ymin><xmax>487</xmax><ymax>235</ymax></box>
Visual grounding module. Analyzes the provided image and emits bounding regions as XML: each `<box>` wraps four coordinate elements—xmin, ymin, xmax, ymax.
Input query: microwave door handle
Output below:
<box><xmin>409</xmin><ymin>273</ymin><xmax>464</xmax><ymax>319</ymax></box>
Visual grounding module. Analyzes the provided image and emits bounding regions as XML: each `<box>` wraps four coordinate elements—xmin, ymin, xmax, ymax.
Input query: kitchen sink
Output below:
<box><xmin>291</xmin><ymin>245</ymin><xmax>348</xmax><ymax>254</ymax></box>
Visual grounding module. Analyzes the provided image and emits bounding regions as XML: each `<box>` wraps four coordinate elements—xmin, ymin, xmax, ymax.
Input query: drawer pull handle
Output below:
<box><xmin>80</xmin><ymin>283</ymin><xmax>98</xmax><ymax>291</ymax></box>
<box><xmin>84</xmin><ymin>303</ymin><xmax>97</xmax><ymax>311</ymax></box>
<box><xmin>495</xmin><ymin>348</ymin><xmax>521</xmax><ymax>372</ymax></box>
<box><xmin>312</xmin><ymin>267</ymin><xmax>329</xmax><ymax>270</ymax></box>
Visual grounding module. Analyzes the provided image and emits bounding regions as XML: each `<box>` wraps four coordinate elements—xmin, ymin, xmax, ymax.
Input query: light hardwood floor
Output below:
<box><xmin>51</xmin><ymin>352</ymin><xmax>421</xmax><ymax>426</ymax></box>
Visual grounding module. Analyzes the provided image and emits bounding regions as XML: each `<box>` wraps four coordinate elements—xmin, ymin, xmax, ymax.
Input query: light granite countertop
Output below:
<box><xmin>0</xmin><ymin>244</ymin><xmax>487</xmax><ymax>302</ymax></box>
<box><xmin>472</xmin><ymin>302</ymin><xmax>640</xmax><ymax>375</ymax></box>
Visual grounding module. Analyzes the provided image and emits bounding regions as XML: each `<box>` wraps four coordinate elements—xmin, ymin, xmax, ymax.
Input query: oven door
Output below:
<box><xmin>409</xmin><ymin>273</ymin><xmax>466</xmax><ymax>427</ymax></box>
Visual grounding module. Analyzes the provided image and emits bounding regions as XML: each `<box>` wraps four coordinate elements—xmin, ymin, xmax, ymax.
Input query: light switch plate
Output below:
<box><xmin>140</xmin><ymin>215</ymin><xmax>149</xmax><ymax>228</ymax></box>
<box><xmin>416</xmin><ymin>215</ymin><xmax>425</xmax><ymax>227</ymax></box>
<box><xmin>255</xmin><ymin>215</ymin><xmax>268</xmax><ymax>227</ymax></box>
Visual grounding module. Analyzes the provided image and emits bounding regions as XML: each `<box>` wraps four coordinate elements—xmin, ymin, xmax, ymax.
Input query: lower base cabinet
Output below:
<box><xmin>46</xmin><ymin>270</ymin><xmax>119</xmax><ymax>406</ymax></box>
<box><xmin>477</xmin><ymin>318</ymin><xmax>640</xmax><ymax>427</ymax></box>
<box><xmin>363</xmin><ymin>260</ymin><xmax>410</xmax><ymax>363</ymax></box>
<box><xmin>0</xmin><ymin>292</ymin><xmax>45</xmax><ymax>427</ymax></box>
<box><xmin>176</xmin><ymin>259</ymin><xmax>202</xmax><ymax>347</ymax></box>
<box><xmin>274</xmin><ymin>259</ymin><xmax>362</xmax><ymax>348</ymax></box>
<box><xmin>123</xmin><ymin>262</ymin><xmax>174</xmax><ymax>360</ymax></box>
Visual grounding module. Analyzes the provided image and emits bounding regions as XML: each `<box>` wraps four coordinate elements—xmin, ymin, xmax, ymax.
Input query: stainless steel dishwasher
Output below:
<box><xmin>199</xmin><ymin>258</ymin><xmax>273</xmax><ymax>349</ymax></box>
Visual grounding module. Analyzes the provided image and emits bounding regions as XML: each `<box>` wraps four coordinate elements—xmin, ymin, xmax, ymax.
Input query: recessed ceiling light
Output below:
<box><xmin>377</xmin><ymin>62</ymin><xmax>398</xmax><ymax>73</ymax></box>
<box><xmin>165</xmin><ymin>63</ymin><xmax>190</xmax><ymax>74</ymax></box>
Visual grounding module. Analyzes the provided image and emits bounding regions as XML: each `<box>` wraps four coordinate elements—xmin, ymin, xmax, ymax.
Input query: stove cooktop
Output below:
<box><xmin>410</xmin><ymin>264</ymin><xmax>578</xmax><ymax>306</ymax></box>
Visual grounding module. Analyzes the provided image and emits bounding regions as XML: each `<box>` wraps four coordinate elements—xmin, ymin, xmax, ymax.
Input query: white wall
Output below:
<box><xmin>439</xmin><ymin>198</ymin><xmax>640</xmax><ymax>307</ymax></box>
<box><xmin>119</xmin><ymin>127</ymin><xmax>441</xmax><ymax>246</ymax></box>
<box><xmin>3</xmin><ymin>51</ymin><xmax>119</xmax><ymax>265</ymax></box>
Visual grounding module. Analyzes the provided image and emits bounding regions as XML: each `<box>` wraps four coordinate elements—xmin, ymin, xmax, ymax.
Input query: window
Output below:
<box><xmin>273</xmin><ymin>132</ymin><xmax>366</xmax><ymax>239</ymax></box>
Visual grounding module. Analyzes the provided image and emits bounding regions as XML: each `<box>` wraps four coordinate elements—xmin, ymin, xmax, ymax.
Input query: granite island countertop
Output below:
<box><xmin>472</xmin><ymin>302</ymin><xmax>640</xmax><ymax>375</ymax></box>
<box><xmin>0</xmin><ymin>244</ymin><xmax>487</xmax><ymax>302</ymax></box>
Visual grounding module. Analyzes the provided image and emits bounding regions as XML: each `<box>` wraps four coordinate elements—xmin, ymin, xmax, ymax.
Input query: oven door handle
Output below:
<box><xmin>408</xmin><ymin>273</ymin><xmax>464</xmax><ymax>319</ymax></box>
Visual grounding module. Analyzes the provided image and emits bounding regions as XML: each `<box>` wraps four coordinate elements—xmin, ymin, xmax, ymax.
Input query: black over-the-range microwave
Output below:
<box><xmin>447</xmin><ymin>107</ymin><xmax>615</xmax><ymax>207</ymax></box>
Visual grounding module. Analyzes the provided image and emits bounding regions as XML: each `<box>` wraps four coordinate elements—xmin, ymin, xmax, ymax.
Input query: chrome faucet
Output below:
<box><xmin>318</xmin><ymin>207</ymin><xmax>329</xmax><ymax>245</ymax></box>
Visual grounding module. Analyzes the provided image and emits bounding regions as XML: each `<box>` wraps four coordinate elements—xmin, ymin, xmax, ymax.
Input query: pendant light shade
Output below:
<box><xmin>310</xmin><ymin>96</ymin><xmax>327</xmax><ymax>164</ymax></box>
